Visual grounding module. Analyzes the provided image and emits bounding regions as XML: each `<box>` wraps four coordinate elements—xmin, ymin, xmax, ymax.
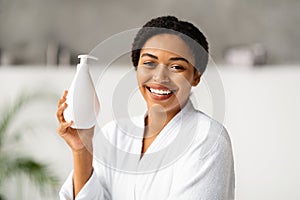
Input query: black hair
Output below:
<box><xmin>131</xmin><ymin>16</ymin><xmax>209</xmax><ymax>74</ymax></box>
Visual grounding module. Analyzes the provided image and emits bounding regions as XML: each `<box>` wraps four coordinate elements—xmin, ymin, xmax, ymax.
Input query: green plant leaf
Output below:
<box><xmin>0</xmin><ymin>155</ymin><xmax>59</xmax><ymax>195</ymax></box>
<box><xmin>0</xmin><ymin>91</ymin><xmax>57</xmax><ymax>150</ymax></box>
<box><xmin>0</xmin><ymin>90</ymin><xmax>59</xmax><ymax>198</ymax></box>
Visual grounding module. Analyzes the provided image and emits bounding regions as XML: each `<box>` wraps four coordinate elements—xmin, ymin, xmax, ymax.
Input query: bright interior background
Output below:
<box><xmin>0</xmin><ymin>65</ymin><xmax>299</xmax><ymax>199</ymax></box>
<box><xmin>0</xmin><ymin>0</ymin><xmax>300</xmax><ymax>199</ymax></box>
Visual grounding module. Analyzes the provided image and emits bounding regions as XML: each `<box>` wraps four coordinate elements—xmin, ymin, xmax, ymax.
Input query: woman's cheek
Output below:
<box><xmin>137</xmin><ymin>67</ymin><xmax>152</xmax><ymax>83</ymax></box>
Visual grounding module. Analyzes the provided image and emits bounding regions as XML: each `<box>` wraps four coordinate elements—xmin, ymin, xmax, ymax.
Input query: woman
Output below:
<box><xmin>57</xmin><ymin>16</ymin><xmax>235</xmax><ymax>200</ymax></box>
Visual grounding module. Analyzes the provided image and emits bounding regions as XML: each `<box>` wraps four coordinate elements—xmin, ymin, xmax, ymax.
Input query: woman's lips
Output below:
<box><xmin>145</xmin><ymin>85</ymin><xmax>177</xmax><ymax>101</ymax></box>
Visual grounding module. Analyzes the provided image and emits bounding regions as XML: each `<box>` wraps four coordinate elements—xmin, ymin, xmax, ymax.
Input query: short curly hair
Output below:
<box><xmin>131</xmin><ymin>16</ymin><xmax>209</xmax><ymax>74</ymax></box>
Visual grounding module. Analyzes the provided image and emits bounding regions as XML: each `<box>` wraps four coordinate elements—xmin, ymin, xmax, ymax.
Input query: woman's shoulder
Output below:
<box><xmin>185</xmin><ymin>101</ymin><xmax>227</xmax><ymax>137</ymax></box>
<box><xmin>189</xmin><ymin>109</ymin><xmax>232</xmax><ymax>159</ymax></box>
<box><xmin>191</xmin><ymin>108</ymin><xmax>226</xmax><ymax>134</ymax></box>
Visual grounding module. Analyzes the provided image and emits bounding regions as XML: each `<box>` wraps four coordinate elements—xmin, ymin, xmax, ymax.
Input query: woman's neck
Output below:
<box><xmin>141</xmin><ymin>101</ymin><xmax>189</xmax><ymax>155</ymax></box>
<box><xmin>141</xmin><ymin>104</ymin><xmax>181</xmax><ymax>155</ymax></box>
<box><xmin>144</xmin><ymin>104</ymin><xmax>181</xmax><ymax>138</ymax></box>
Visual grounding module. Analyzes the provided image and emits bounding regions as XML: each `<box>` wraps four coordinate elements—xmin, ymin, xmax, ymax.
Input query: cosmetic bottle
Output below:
<box><xmin>64</xmin><ymin>54</ymin><xmax>100</xmax><ymax>129</ymax></box>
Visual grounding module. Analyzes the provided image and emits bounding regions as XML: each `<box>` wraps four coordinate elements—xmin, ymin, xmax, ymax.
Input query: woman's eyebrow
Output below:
<box><xmin>141</xmin><ymin>53</ymin><xmax>190</xmax><ymax>64</ymax></box>
<box><xmin>169</xmin><ymin>57</ymin><xmax>190</xmax><ymax>64</ymax></box>
<box><xmin>141</xmin><ymin>53</ymin><xmax>158</xmax><ymax>59</ymax></box>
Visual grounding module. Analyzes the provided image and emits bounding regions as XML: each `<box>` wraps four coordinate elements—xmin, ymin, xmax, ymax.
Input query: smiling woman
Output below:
<box><xmin>136</xmin><ymin>34</ymin><xmax>201</xmax><ymax>149</ymax></box>
<box><xmin>57</xmin><ymin>15</ymin><xmax>235</xmax><ymax>200</ymax></box>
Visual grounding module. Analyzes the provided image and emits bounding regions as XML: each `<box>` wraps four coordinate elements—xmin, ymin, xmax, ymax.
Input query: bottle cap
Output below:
<box><xmin>78</xmin><ymin>54</ymin><xmax>98</xmax><ymax>64</ymax></box>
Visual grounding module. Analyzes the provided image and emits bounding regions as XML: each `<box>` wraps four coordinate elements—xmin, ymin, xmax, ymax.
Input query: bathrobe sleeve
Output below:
<box><xmin>59</xmin><ymin>123</ymin><xmax>115</xmax><ymax>200</ymax></box>
<box><xmin>167</xmin><ymin>126</ymin><xmax>235</xmax><ymax>200</ymax></box>
<box><xmin>59</xmin><ymin>167</ymin><xmax>111</xmax><ymax>200</ymax></box>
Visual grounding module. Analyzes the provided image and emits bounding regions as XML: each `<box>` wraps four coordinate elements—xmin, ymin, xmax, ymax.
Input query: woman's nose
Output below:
<box><xmin>153</xmin><ymin>65</ymin><xmax>169</xmax><ymax>83</ymax></box>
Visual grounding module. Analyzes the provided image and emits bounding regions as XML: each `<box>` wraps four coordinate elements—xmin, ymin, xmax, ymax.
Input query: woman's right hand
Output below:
<box><xmin>56</xmin><ymin>90</ymin><xmax>94</xmax><ymax>153</ymax></box>
<box><xmin>57</xmin><ymin>90</ymin><xmax>94</xmax><ymax>197</ymax></box>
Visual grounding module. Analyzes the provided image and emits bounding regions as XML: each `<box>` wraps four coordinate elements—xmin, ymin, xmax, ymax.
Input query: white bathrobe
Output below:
<box><xmin>59</xmin><ymin>100</ymin><xmax>235</xmax><ymax>200</ymax></box>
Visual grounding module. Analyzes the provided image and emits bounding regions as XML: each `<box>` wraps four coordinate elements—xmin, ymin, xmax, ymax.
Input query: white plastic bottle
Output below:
<box><xmin>63</xmin><ymin>54</ymin><xmax>100</xmax><ymax>129</ymax></box>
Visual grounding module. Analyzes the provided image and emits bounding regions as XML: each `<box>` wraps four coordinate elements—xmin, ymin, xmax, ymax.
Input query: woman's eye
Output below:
<box><xmin>143</xmin><ymin>61</ymin><xmax>156</xmax><ymax>67</ymax></box>
<box><xmin>170</xmin><ymin>65</ymin><xmax>185</xmax><ymax>71</ymax></box>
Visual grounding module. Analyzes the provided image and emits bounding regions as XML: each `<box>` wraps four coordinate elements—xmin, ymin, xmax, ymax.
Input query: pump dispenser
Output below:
<box><xmin>64</xmin><ymin>54</ymin><xmax>100</xmax><ymax>129</ymax></box>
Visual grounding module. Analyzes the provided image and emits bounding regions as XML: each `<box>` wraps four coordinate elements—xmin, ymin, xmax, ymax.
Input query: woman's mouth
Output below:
<box><xmin>149</xmin><ymin>87</ymin><xmax>172</xmax><ymax>95</ymax></box>
<box><xmin>145</xmin><ymin>86</ymin><xmax>177</xmax><ymax>100</ymax></box>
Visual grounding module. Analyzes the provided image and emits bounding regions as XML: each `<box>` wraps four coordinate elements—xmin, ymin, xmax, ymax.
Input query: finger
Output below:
<box><xmin>58</xmin><ymin>93</ymin><xmax>67</xmax><ymax>107</ymax></box>
<box><xmin>63</xmin><ymin>90</ymin><xmax>68</xmax><ymax>99</ymax></box>
<box><xmin>57</xmin><ymin>90</ymin><xmax>68</xmax><ymax>107</ymax></box>
<box><xmin>56</xmin><ymin>103</ymin><xmax>68</xmax><ymax>122</ymax></box>
<box><xmin>56</xmin><ymin>103</ymin><xmax>65</xmax><ymax>119</ymax></box>
<box><xmin>59</xmin><ymin>103</ymin><xmax>67</xmax><ymax>122</ymax></box>
<box><xmin>57</xmin><ymin>121</ymin><xmax>73</xmax><ymax>135</ymax></box>
<box><xmin>57</xmin><ymin>98</ymin><xmax>65</xmax><ymax>107</ymax></box>
<box><xmin>61</xmin><ymin>121</ymin><xmax>72</xmax><ymax>130</ymax></box>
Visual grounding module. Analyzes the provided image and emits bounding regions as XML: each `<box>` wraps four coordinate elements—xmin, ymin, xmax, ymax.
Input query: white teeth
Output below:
<box><xmin>149</xmin><ymin>88</ymin><xmax>172</xmax><ymax>95</ymax></box>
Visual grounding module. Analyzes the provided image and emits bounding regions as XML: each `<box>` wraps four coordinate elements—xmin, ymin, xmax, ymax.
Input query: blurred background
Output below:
<box><xmin>1</xmin><ymin>0</ymin><xmax>300</xmax><ymax>66</ymax></box>
<box><xmin>0</xmin><ymin>0</ymin><xmax>299</xmax><ymax>199</ymax></box>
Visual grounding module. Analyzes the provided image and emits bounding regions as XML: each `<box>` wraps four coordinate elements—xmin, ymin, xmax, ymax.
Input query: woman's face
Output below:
<box><xmin>136</xmin><ymin>34</ymin><xmax>201</xmax><ymax>114</ymax></box>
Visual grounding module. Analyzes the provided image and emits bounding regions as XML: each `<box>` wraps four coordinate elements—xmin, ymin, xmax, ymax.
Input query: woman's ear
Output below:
<box><xmin>192</xmin><ymin>69</ymin><xmax>201</xmax><ymax>86</ymax></box>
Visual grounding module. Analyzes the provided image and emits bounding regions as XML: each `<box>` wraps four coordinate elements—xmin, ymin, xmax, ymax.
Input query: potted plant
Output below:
<box><xmin>0</xmin><ymin>92</ymin><xmax>59</xmax><ymax>199</ymax></box>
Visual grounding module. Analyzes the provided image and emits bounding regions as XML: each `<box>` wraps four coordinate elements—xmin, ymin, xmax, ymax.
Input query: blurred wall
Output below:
<box><xmin>0</xmin><ymin>0</ymin><xmax>300</xmax><ymax>65</ymax></box>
